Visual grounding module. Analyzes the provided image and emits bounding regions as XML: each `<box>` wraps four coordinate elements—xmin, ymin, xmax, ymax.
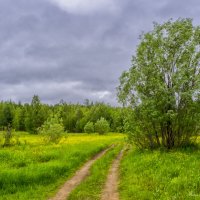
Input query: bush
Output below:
<box><xmin>95</xmin><ymin>117</ymin><xmax>110</xmax><ymax>135</ymax></box>
<box><xmin>84</xmin><ymin>122</ymin><xmax>94</xmax><ymax>133</ymax></box>
<box><xmin>39</xmin><ymin>114</ymin><xmax>64</xmax><ymax>143</ymax></box>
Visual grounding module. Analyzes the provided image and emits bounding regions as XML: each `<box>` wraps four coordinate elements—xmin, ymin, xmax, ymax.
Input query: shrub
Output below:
<box><xmin>39</xmin><ymin>114</ymin><xmax>64</xmax><ymax>143</ymax></box>
<box><xmin>84</xmin><ymin>122</ymin><xmax>94</xmax><ymax>133</ymax></box>
<box><xmin>95</xmin><ymin>117</ymin><xmax>110</xmax><ymax>135</ymax></box>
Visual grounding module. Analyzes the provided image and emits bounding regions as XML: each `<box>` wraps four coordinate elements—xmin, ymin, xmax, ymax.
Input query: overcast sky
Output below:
<box><xmin>0</xmin><ymin>0</ymin><xmax>199</xmax><ymax>105</ymax></box>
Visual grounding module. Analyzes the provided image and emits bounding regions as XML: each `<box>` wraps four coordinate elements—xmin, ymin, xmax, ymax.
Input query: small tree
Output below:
<box><xmin>1</xmin><ymin>103</ymin><xmax>14</xmax><ymax>147</ymax></box>
<box><xmin>84</xmin><ymin>121</ymin><xmax>94</xmax><ymax>133</ymax></box>
<box><xmin>3</xmin><ymin>124</ymin><xmax>12</xmax><ymax>147</ymax></box>
<box><xmin>95</xmin><ymin>117</ymin><xmax>110</xmax><ymax>134</ymax></box>
<box><xmin>39</xmin><ymin>114</ymin><xmax>64</xmax><ymax>143</ymax></box>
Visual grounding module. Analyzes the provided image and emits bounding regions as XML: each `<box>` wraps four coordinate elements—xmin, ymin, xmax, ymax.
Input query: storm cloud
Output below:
<box><xmin>0</xmin><ymin>0</ymin><xmax>199</xmax><ymax>104</ymax></box>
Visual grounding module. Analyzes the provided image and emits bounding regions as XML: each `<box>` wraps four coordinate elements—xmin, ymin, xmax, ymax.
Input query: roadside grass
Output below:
<box><xmin>68</xmin><ymin>144</ymin><xmax>123</xmax><ymax>200</ymax></box>
<box><xmin>119</xmin><ymin>145</ymin><xmax>200</xmax><ymax>200</ymax></box>
<box><xmin>0</xmin><ymin>132</ymin><xmax>124</xmax><ymax>200</ymax></box>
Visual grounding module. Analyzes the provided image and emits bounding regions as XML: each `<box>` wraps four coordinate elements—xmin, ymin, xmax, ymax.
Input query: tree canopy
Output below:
<box><xmin>118</xmin><ymin>18</ymin><xmax>200</xmax><ymax>149</ymax></box>
<box><xmin>0</xmin><ymin>96</ymin><xmax>126</xmax><ymax>134</ymax></box>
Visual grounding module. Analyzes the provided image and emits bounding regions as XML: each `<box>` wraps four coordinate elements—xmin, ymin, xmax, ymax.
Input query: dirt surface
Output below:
<box><xmin>49</xmin><ymin>146</ymin><xmax>113</xmax><ymax>200</ymax></box>
<box><xmin>101</xmin><ymin>149</ymin><xmax>124</xmax><ymax>200</ymax></box>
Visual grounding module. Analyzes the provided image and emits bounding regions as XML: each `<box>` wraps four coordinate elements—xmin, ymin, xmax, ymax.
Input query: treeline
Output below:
<box><xmin>0</xmin><ymin>95</ymin><xmax>126</xmax><ymax>133</ymax></box>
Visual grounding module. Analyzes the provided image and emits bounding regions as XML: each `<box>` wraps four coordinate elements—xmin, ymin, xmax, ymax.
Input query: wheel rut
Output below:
<box><xmin>101</xmin><ymin>149</ymin><xmax>124</xmax><ymax>200</ymax></box>
<box><xmin>49</xmin><ymin>146</ymin><xmax>113</xmax><ymax>200</ymax></box>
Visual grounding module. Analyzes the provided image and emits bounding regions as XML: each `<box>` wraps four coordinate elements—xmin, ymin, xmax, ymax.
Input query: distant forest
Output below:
<box><xmin>0</xmin><ymin>95</ymin><xmax>126</xmax><ymax>133</ymax></box>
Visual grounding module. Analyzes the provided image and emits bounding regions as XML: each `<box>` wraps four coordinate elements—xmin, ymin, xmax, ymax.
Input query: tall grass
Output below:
<box><xmin>0</xmin><ymin>133</ymin><xmax>124</xmax><ymax>200</ymax></box>
<box><xmin>119</xmin><ymin>146</ymin><xmax>200</xmax><ymax>200</ymax></box>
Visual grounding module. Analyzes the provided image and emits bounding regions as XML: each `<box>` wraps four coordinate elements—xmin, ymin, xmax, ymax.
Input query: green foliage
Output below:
<box><xmin>39</xmin><ymin>114</ymin><xmax>64</xmax><ymax>143</ymax></box>
<box><xmin>89</xmin><ymin>103</ymin><xmax>112</xmax><ymax>123</ymax></box>
<box><xmin>3</xmin><ymin>125</ymin><xmax>12</xmax><ymax>147</ymax></box>
<box><xmin>0</xmin><ymin>103</ymin><xmax>14</xmax><ymax>128</ymax></box>
<box><xmin>95</xmin><ymin>117</ymin><xmax>110</xmax><ymax>134</ymax></box>
<box><xmin>26</xmin><ymin>95</ymin><xmax>48</xmax><ymax>134</ymax></box>
<box><xmin>0</xmin><ymin>95</ymin><xmax>125</xmax><ymax>134</ymax></box>
<box><xmin>118</xmin><ymin>18</ymin><xmax>200</xmax><ymax>149</ymax></box>
<box><xmin>84</xmin><ymin>121</ymin><xmax>94</xmax><ymax>133</ymax></box>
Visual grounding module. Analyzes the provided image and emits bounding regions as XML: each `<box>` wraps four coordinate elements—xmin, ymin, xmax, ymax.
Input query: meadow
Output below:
<box><xmin>1</xmin><ymin>132</ymin><xmax>200</xmax><ymax>200</ymax></box>
<box><xmin>0</xmin><ymin>132</ymin><xmax>124</xmax><ymax>200</ymax></box>
<box><xmin>119</xmin><ymin>145</ymin><xmax>200</xmax><ymax>200</ymax></box>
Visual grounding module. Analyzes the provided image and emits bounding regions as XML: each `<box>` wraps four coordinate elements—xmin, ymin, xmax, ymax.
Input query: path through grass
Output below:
<box><xmin>0</xmin><ymin>133</ymin><xmax>124</xmax><ymax>200</ymax></box>
<box><xmin>68</xmin><ymin>144</ymin><xmax>123</xmax><ymax>200</ymax></box>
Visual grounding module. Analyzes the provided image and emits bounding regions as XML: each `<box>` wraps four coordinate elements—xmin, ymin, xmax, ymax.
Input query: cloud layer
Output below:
<box><xmin>0</xmin><ymin>0</ymin><xmax>199</xmax><ymax>104</ymax></box>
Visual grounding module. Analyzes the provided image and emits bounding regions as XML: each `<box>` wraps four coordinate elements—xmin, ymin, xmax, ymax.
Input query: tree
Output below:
<box><xmin>1</xmin><ymin>103</ymin><xmax>14</xmax><ymax>128</ymax></box>
<box><xmin>27</xmin><ymin>95</ymin><xmax>47</xmax><ymax>134</ymax></box>
<box><xmin>39</xmin><ymin>113</ymin><xmax>64</xmax><ymax>143</ymax></box>
<box><xmin>95</xmin><ymin>117</ymin><xmax>110</xmax><ymax>134</ymax></box>
<box><xmin>84</xmin><ymin>122</ymin><xmax>94</xmax><ymax>133</ymax></box>
<box><xmin>118</xmin><ymin>18</ymin><xmax>200</xmax><ymax>149</ymax></box>
<box><xmin>3</xmin><ymin>124</ymin><xmax>12</xmax><ymax>147</ymax></box>
<box><xmin>61</xmin><ymin>104</ymin><xmax>77</xmax><ymax>132</ymax></box>
<box><xmin>75</xmin><ymin>108</ymin><xmax>84</xmax><ymax>132</ymax></box>
<box><xmin>13</xmin><ymin>107</ymin><xmax>26</xmax><ymax>131</ymax></box>
<box><xmin>110</xmin><ymin>108</ymin><xmax>126</xmax><ymax>133</ymax></box>
<box><xmin>0</xmin><ymin>103</ymin><xmax>14</xmax><ymax>146</ymax></box>
<box><xmin>88</xmin><ymin>103</ymin><xmax>112</xmax><ymax>125</ymax></box>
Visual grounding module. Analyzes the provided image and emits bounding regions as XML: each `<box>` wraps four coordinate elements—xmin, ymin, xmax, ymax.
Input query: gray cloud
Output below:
<box><xmin>47</xmin><ymin>0</ymin><xmax>120</xmax><ymax>15</ymax></box>
<box><xmin>0</xmin><ymin>0</ymin><xmax>199</xmax><ymax>105</ymax></box>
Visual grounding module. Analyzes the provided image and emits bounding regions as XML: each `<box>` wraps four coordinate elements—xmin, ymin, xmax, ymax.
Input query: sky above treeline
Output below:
<box><xmin>0</xmin><ymin>0</ymin><xmax>199</xmax><ymax>105</ymax></box>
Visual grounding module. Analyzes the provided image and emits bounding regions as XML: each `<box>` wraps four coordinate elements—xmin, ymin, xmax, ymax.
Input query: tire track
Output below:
<box><xmin>49</xmin><ymin>145</ymin><xmax>113</xmax><ymax>200</ymax></box>
<box><xmin>101</xmin><ymin>149</ymin><xmax>124</xmax><ymax>200</ymax></box>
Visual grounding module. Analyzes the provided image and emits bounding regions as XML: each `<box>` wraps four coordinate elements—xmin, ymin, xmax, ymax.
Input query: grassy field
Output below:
<box><xmin>0</xmin><ymin>132</ymin><xmax>124</xmax><ymax>200</ymax></box>
<box><xmin>119</xmin><ymin>146</ymin><xmax>200</xmax><ymax>200</ymax></box>
<box><xmin>1</xmin><ymin>132</ymin><xmax>200</xmax><ymax>200</ymax></box>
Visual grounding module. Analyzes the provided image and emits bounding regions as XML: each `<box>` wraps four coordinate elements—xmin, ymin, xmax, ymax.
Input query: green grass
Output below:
<box><xmin>68</xmin><ymin>144</ymin><xmax>123</xmax><ymax>200</ymax></box>
<box><xmin>119</xmin><ymin>146</ymin><xmax>200</xmax><ymax>200</ymax></box>
<box><xmin>0</xmin><ymin>132</ymin><xmax>124</xmax><ymax>200</ymax></box>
